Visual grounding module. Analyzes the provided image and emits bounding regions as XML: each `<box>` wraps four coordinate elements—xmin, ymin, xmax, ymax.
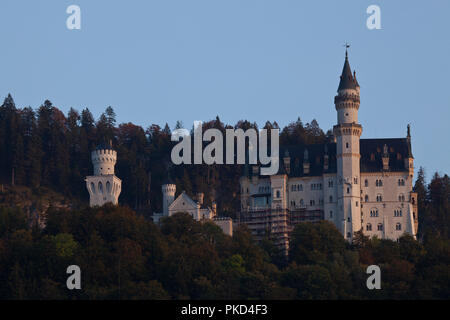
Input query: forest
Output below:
<box><xmin>0</xmin><ymin>94</ymin><xmax>449</xmax><ymax>299</ymax></box>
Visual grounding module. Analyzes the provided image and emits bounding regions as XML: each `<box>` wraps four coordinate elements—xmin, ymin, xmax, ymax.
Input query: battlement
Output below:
<box><xmin>162</xmin><ymin>184</ymin><xmax>176</xmax><ymax>194</ymax></box>
<box><xmin>91</xmin><ymin>149</ymin><xmax>117</xmax><ymax>176</ymax></box>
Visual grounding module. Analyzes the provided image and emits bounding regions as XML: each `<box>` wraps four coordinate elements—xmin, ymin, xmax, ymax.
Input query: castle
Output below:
<box><xmin>84</xmin><ymin>51</ymin><xmax>418</xmax><ymax>252</ymax></box>
<box><xmin>239</xmin><ymin>50</ymin><xmax>418</xmax><ymax>253</ymax></box>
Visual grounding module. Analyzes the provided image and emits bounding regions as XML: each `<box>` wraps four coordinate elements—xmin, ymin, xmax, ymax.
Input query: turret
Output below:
<box><xmin>85</xmin><ymin>141</ymin><xmax>121</xmax><ymax>207</ymax></box>
<box><xmin>91</xmin><ymin>142</ymin><xmax>117</xmax><ymax>176</ymax></box>
<box><xmin>162</xmin><ymin>176</ymin><xmax>176</xmax><ymax>215</ymax></box>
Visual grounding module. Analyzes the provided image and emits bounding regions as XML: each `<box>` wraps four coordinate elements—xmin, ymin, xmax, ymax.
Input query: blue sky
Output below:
<box><xmin>0</xmin><ymin>0</ymin><xmax>449</xmax><ymax>179</ymax></box>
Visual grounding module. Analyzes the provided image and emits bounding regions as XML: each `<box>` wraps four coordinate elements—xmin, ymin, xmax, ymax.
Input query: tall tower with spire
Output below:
<box><xmin>333</xmin><ymin>48</ymin><xmax>362</xmax><ymax>240</ymax></box>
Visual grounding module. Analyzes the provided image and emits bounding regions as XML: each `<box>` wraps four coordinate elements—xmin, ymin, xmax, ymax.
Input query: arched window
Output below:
<box><xmin>376</xmin><ymin>194</ymin><xmax>382</xmax><ymax>202</ymax></box>
<box><xmin>365</xmin><ymin>195</ymin><xmax>369</xmax><ymax>202</ymax></box>
<box><xmin>394</xmin><ymin>209</ymin><xmax>402</xmax><ymax>217</ymax></box>
<box><xmin>299</xmin><ymin>184</ymin><xmax>303</xmax><ymax>191</ymax></box>
<box><xmin>366</xmin><ymin>223</ymin><xmax>372</xmax><ymax>231</ymax></box>
<box><xmin>106</xmin><ymin>181</ymin><xmax>111</xmax><ymax>193</ymax></box>
<box><xmin>329</xmin><ymin>195</ymin><xmax>333</xmax><ymax>203</ymax></box>
<box><xmin>98</xmin><ymin>182</ymin><xmax>103</xmax><ymax>194</ymax></box>
<box><xmin>370</xmin><ymin>209</ymin><xmax>379</xmax><ymax>217</ymax></box>
<box><xmin>91</xmin><ymin>182</ymin><xmax>96</xmax><ymax>194</ymax></box>
<box><xmin>377</xmin><ymin>223</ymin><xmax>383</xmax><ymax>231</ymax></box>
<box><xmin>300</xmin><ymin>199</ymin><xmax>304</xmax><ymax>206</ymax></box>
<box><xmin>375</xmin><ymin>180</ymin><xmax>379</xmax><ymax>187</ymax></box>
<box><xmin>330</xmin><ymin>211</ymin><xmax>333</xmax><ymax>218</ymax></box>
<box><xmin>396</xmin><ymin>223</ymin><xmax>402</xmax><ymax>231</ymax></box>
<box><xmin>276</xmin><ymin>190</ymin><xmax>280</xmax><ymax>198</ymax></box>
<box><xmin>365</xmin><ymin>179</ymin><xmax>368</xmax><ymax>187</ymax></box>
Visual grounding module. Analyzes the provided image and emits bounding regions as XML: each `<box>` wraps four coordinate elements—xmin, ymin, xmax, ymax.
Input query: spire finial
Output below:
<box><xmin>344</xmin><ymin>43</ymin><xmax>350</xmax><ymax>59</ymax></box>
<box><xmin>407</xmin><ymin>124</ymin><xmax>411</xmax><ymax>138</ymax></box>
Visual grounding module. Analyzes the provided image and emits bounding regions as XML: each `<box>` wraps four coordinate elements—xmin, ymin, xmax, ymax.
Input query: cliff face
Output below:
<box><xmin>0</xmin><ymin>185</ymin><xmax>75</xmax><ymax>228</ymax></box>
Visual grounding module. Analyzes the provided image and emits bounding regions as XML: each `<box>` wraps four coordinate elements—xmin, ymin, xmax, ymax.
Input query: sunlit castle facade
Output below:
<box><xmin>85</xmin><ymin>142</ymin><xmax>122</xmax><ymax>206</ymax></box>
<box><xmin>240</xmin><ymin>51</ymin><xmax>418</xmax><ymax>253</ymax></box>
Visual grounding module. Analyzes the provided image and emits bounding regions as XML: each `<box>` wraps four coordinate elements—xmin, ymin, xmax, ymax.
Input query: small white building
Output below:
<box><xmin>153</xmin><ymin>181</ymin><xmax>233</xmax><ymax>236</ymax></box>
<box><xmin>85</xmin><ymin>142</ymin><xmax>122</xmax><ymax>207</ymax></box>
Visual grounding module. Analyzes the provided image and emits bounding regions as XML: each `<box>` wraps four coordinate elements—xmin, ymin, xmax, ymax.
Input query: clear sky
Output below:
<box><xmin>0</xmin><ymin>0</ymin><xmax>449</xmax><ymax>179</ymax></box>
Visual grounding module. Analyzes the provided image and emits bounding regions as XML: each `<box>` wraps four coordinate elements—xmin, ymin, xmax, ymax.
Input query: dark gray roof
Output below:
<box><xmin>338</xmin><ymin>54</ymin><xmax>358</xmax><ymax>91</ymax></box>
<box><xmin>247</xmin><ymin>138</ymin><xmax>413</xmax><ymax>178</ymax></box>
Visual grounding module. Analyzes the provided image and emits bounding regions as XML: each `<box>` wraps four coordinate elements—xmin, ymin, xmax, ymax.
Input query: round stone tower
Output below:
<box><xmin>91</xmin><ymin>142</ymin><xmax>117</xmax><ymax>176</ymax></box>
<box><xmin>85</xmin><ymin>142</ymin><xmax>122</xmax><ymax>207</ymax></box>
<box><xmin>162</xmin><ymin>183</ymin><xmax>176</xmax><ymax>216</ymax></box>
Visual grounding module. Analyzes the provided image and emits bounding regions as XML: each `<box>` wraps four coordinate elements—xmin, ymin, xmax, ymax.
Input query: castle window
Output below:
<box><xmin>347</xmin><ymin>217</ymin><xmax>351</xmax><ymax>222</ymax></box>
<box><xmin>370</xmin><ymin>209</ymin><xmax>379</xmax><ymax>217</ymax></box>
<box><xmin>365</xmin><ymin>195</ymin><xmax>369</xmax><ymax>202</ymax></box>
<box><xmin>356</xmin><ymin>201</ymin><xmax>359</xmax><ymax>207</ymax></box>
<box><xmin>310</xmin><ymin>200</ymin><xmax>315</xmax><ymax>206</ymax></box>
<box><xmin>106</xmin><ymin>181</ymin><xmax>111</xmax><ymax>193</ymax></box>
<box><xmin>397</xmin><ymin>153</ymin><xmax>402</xmax><ymax>160</ymax></box>
<box><xmin>347</xmin><ymin>232</ymin><xmax>351</xmax><ymax>238</ymax></box>
<box><xmin>329</xmin><ymin>196</ymin><xmax>333</xmax><ymax>203</ymax></box>
<box><xmin>329</xmin><ymin>180</ymin><xmax>333</xmax><ymax>188</ymax></box>
<box><xmin>300</xmin><ymin>199</ymin><xmax>304</xmax><ymax>206</ymax></box>
<box><xmin>354</xmin><ymin>177</ymin><xmax>358</xmax><ymax>184</ymax></box>
<box><xmin>330</xmin><ymin>211</ymin><xmax>333</xmax><ymax>218</ymax></box>
<box><xmin>370</xmin><ymin>154</ymin><xmax>375</xmax><ymax>161</ymax></box>
<box><xmin>366</xmin><ymin>223</ymin><xmax>372</xmax><ymax>231</ymax></box>
<box><xmin>394</xmin><ymin>209</ymin><xmax>403</xmax><ymax>217</ymax></box>
<box><xmin>376</xmin><ymin>194</ymin><xmax>383</xmax><ymax>202</ymax></box>
<box><xmin>299</xmin><ymin>184</ymin><xmax>303</xmax><ymax>191</ymax></box>
<box><xmin>91</xmin><ymin>182</ymin><xmax>96</xmax><ymax>194</ymax></box>
<box><xmin>399</xmin><ymin>194</ymin><xmax>405</xmax><ymax>202</ymax></box>
<box><xmin>276</xmin><ymin>190</ymin><xmax>280</xmax><ymax>198</ymax></box>
<box><xmin>396</xmin><ymin>223</ymin><xmax>402</xmax><ymax>231</ymax></box>
<box><xmin>347</xmin><ymin>187</ymin><xmax>350</xmax><ymax>194</ymax></box>
<box><xmin>377</xmin><ymin>223</ymin><xmax>383</xmax><ymax>231</ymax></box>
<box><xmin>365</xmin><ymin>179</ymin><xmax>368</xmax><ymax>187</ymax></box>
<box><xmin>346</xmin><ymin>143</ymin><xmax>349</xmax><ymax>148</ymax></box>
<box><xmin>98</xmin><ymin>182</ymin><xmax>103</xmax><ymax>194</ymax></box>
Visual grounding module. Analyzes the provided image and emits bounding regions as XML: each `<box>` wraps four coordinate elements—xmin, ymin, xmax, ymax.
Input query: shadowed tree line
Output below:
<box><xmin>0</xmin><ymin>94</ymin><xmax>329</xmax><ymax>217</ymax></box>
<box><xmin>0</xmin><ymin>204</ymin><xmax>448</xmax><ymax>300</ymax></box>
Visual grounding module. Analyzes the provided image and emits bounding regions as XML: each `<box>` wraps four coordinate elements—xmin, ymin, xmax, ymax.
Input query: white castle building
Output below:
<box><xmin>239</xmin><ymin>51</ymin><xmax>418</xmax><ymax>252</ymax></box>
<box><xmin>85</xmin><ymin>142</ymin><xmax>122</xmax><ymax>206</ymax></box>
<box><xmin>153</xmin><ymin>177</ymin><xmax>233</xmax><ymax>236</ymax></box>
